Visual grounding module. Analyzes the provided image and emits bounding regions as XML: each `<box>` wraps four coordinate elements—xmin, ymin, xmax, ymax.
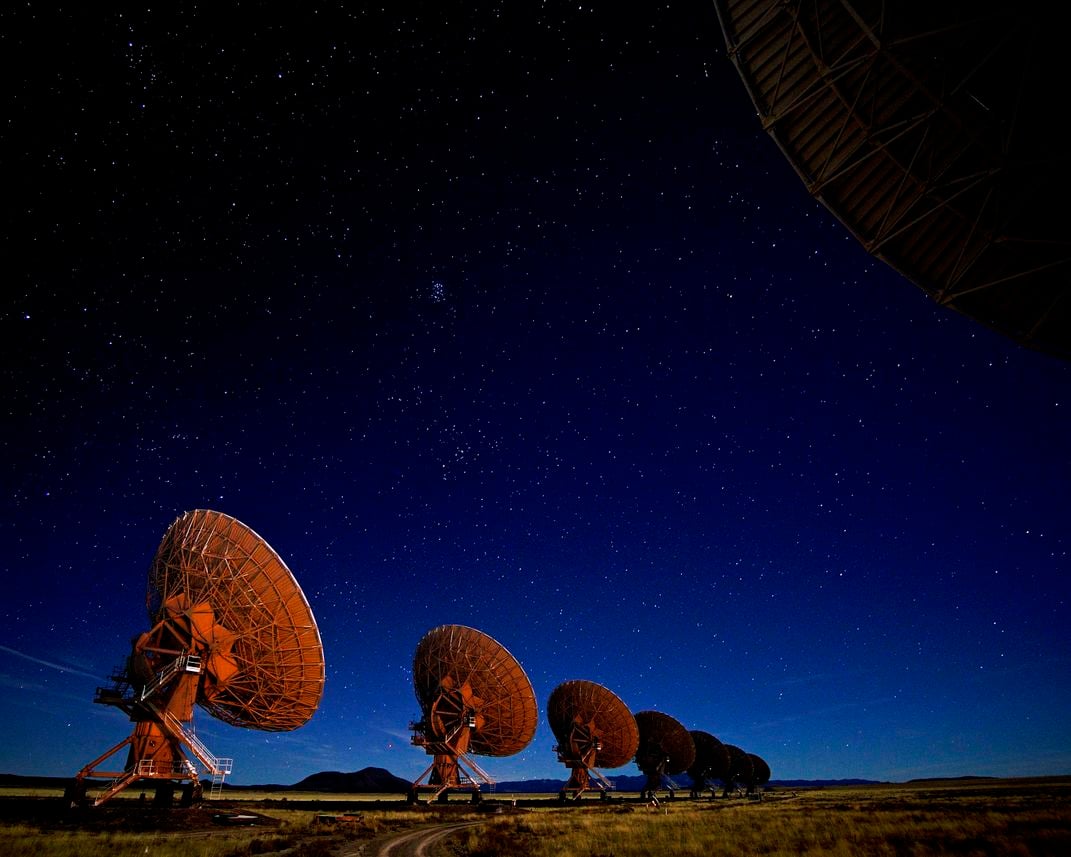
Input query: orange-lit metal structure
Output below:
<box><xmin>69</xmin><ymin>510</ymin><xmax>325</xmax><ymax>807</ymax></box>
<box><xmin>633</xmin><ymin>710</ymin><xmax>696</xmax><ymax>801</ymax></box>
<box><xmin>409</xmin><ymin>624</ymin><xmax>537</xmax><ymax>802</ymax></box>
<box><xmin>687</xmin><ymin>729</ymin><xmax>731</xmax><ymax>798</ymax></box>
<box><xmin>547</xmin><ymin>680</ymin><xmax>639</xmax><ymax>800</ymax></box>
<box><xmin>714</xmin><ymin>2</ymin><xmax>1071</xmax><ymax>359</ymax></box>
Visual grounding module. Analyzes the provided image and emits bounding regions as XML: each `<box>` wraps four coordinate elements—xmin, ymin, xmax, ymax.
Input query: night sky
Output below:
<box><xmin>3</xmin><ymin>3</ymin><xmax>1069</xmax><ymax>787</ymax></box>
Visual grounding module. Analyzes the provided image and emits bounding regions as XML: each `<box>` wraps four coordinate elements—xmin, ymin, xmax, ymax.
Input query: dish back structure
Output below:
<box><xmin>748</xmin><ymin>753</ymin><xmax>772</xmax><ymax>793</ymax></box>
<box><xmin>409</xmin><ymin>624</ymin><xmax>537</xmax><ymax>802</ymax></box>
<box><xmin>687</xmin><ymin>729</ymin><xmax>731</xmax><ymax>796</ymax></box>
<box><xmin>714</xmin><ymin>1</ymin><xmax>1071</xmax><ymax>359</ymax></box>
<box><xmin>633</xmin><ymin>710</ymin><xmax>696</xmax><ymax>799</ymax></box>
<box><xmin>547</xmin><ymin>680</ymin><xmax>639</xmax><ymax>799</ymax></box>
<box><xmin>722</xmin><ymin>743</ymin><xmax>755</xmax><ymax>795</ymax></box>
<box><xmin>69</xmin><ymin>510</ymin><xmax>324</xmax><ymax>807</ymax></box>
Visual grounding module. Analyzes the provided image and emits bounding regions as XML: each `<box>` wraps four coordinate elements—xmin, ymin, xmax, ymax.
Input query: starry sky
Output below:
<box><xmin>3</xmin><ymin>3</ymin><xmax>1069</xmax><ymax>787</ymax></box>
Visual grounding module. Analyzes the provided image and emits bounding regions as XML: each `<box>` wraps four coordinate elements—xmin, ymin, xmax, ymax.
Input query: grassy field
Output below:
<box><xmin>456</xmin><ymin>778</ymin><xmax>1071</xmax><ymax>857</ymax></box>
<box><xmin>0</xmin><ymin>795</ymin><xmax>466</xmax><ymax>857</ymax></box>
<box><xmin>1</xmin><ymin>778</ymin><xmax>1069</xmax><ymax>856</ymax></box>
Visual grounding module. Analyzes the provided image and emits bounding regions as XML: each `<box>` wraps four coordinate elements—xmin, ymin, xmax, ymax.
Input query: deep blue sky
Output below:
<box><xmin>3</xmin><ymin>3</ymin><xmax>1069</xmax><ymax>787</ymax></box>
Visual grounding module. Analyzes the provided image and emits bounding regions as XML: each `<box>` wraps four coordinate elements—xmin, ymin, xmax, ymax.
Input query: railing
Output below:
<box><xmin>139</xmin><ymin>653</ymin><xmax>201</xmax><ymax>701</ymax></box>
<box><xmin>590</xmin><ymin>767</ymin><xmax>615</xmax><ymax>791</ymax></box>
<box><xmin>84</xmin><ymin>652</ymin><xmax>241</xmax><ymax>805</ymax></box>
<box><xmin>93</xmin><ymin>769</ymin><xmax>140</xmax><ymax>807</ymax></box>
<box><xmin>93</xmin><ymin>665</ymin><xmax>133</xmax><ymax>708</ymax></box>
<box><xmin>159</xmin><ymin>710</ymin><xmax>231</xmax><ymax>778</ymax></box>
<box><xmin>153</xmin><ymin>707</ymin><xmax>234</xmax><ymax>799</ymax></box>
<box><xmin>458</xmin><ymin>753</ymin><xmax>494</xmax><ymax>791</ymax></box>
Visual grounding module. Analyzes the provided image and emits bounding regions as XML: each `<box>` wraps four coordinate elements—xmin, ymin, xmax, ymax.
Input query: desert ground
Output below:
<box><xmin>1</xmin><ymin>777</ymin><xmax>1069</xmax><ymax>856</ymax></box>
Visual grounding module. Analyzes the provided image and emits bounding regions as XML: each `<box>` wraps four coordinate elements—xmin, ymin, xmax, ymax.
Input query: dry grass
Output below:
<box><xmin>3</xmin><ymin>779</ymin><xmax>1068</xmax><ymax>856</ymax></box>
<box><xmin>455</xmin><ymin>780</ymin><xmax>1071</xmax><ymax>857</ymax></box>
<box><xmin>0</xmin><ymin>795</ymin><xmax>476</xmax><ymax>857</ymax></box>
<box><xmin>0</xmin><ymin>819</ymin><xmax>311</xmax><ymax>857</ymax></box>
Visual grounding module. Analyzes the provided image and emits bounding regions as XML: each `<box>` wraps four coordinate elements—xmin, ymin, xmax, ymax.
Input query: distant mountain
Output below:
<box><xmin>0</xmin><ymin>774</ymin><xmax>72</xmax><ymax>789</ymax></box>
<box><xmin>491</xmin><ymin>777</ymin><xmax>578</xmax><ymax>794</ymax></box>
<box><xmin>490</xmin><ymin>774</ymin><xmax>885</xmax><ymax>793</ymax></box>
<box><xmin>767</xmin><ymin>778</ymin><xmax>885</xmax><ymax>788</ymax></box>
<box><xmin>289</xmin><ymin>767</ymin><xmax>412</xmax><ymax>793</ymax></box>
<box><xmin>0</xmin><ymin>769</ymin><xmax>883</xmax><ymax>795</ymax></box>
<box><xmin>490</xmin><ymin>774</ymin><xmax>681</xmax><ymax>793</ymax></box>
<box><xmin>0</xmin><ymin>767</ymin><xmax>412</xmax><ymax>795</ymax></box>
<box><xmin>906</xmin><ymin>776</ymin><xmax>996</xmax><ymax>783</ymax></box>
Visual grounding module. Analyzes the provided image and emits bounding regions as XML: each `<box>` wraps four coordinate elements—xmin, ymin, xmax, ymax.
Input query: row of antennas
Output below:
<box><xmin>69</xmin><ymin>511</ymin><xmax>767</xmax><ymax>807</ymax></box>
<box><xmin>407</xmin><ymin>624</ymin><xmax>770</xmax><ymax>804</ymax></box>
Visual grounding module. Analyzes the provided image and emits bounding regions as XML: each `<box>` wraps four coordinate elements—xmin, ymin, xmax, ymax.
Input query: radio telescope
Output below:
<box><xmin>748</xmin><ymin>753</ymin><xmax>772</xmax><ymax>794</ymax></box>
<box><xmin>714</xmin><ymin>2</ymin><xmax>1071</xmax><ymax>359</ymax></box>
<box><xmin>409</xmin><ymin>624</ymin><xmax>538</xmax><ymax>803</ymax></box>
<box><xmin>722</xmin><ymin>743</ymin><xmax>754</xmax><ymax>796</ymax></box>
<box><xmin>633</xmin><ymin>711</ymin><xmax>696</xmax><ymax>800</ymax></box>
<box><xmin>547</xmin><ymin>680</ymin><xmax>639</xmax><ymax>800</ymax></box>
<box><xmin>68</xmin><ymin>510</ymin><xmax>325</xmax><ymax>807</ymax></box>
<box><xmin>686</xmin><ymin>730</ymin><xmax>731</xmax><ymax>798</ymax></box>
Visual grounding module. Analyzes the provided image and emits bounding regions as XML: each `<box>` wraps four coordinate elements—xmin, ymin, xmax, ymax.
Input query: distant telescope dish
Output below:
<box><xmin>547</xmin><ymin>680</ymin><xmax>639</xmax><ymax>799</ymax></box>
<box><xmin>748</xmin><ymin>753</ymin><xmax>772</xmax><ymax>792</ymax></box>
<box><xmin>687</xmin><ymin>730</ymin><xmax>731</xmax><ymax>797</ymax></box>
<box><xmin>714</xmin><ymin>2</ymin><xmax>1071</xmax><ymax>359</ymax></box>
<box><xmin>722</xmin><ymin>743</ymin><xmax>754</xmax><ymax>795</ymax></box>
<box><xmin>633</xmin><ymin>710</ymin><xmax>696</xmax><ymax>799</ymax></box>
<box><xmin>409</xmin><ymin>624</ymin><xmax>537</xmax><ymax>802</ymax></box>
<box><xmin>69</xmin><ymin>510</ymin><xmax>325</xmax><ymax>807</ymax></box>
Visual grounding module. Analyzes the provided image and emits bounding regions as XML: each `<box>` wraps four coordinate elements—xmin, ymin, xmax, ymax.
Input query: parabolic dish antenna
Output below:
<box><xmin>714</xmin><ymin>2</ymin><xmax>1071</xmax><ymax>359</ymax></box>
<box><xmin>748</xmin><ymin>753</ymin><xmax>772</xmax><ymax>793</ymax></box>
<box><xmin>633</xmin><ymin>710</ymin><xmax>696</xmax><ymax>799</ymax></box>
<box><xmin>409</xmin><ymin>624</ymin><xmax>538</xmax><ymax>802</ymax></box>
<box><xmin>722</xmin><ymin>743</ymin><xmax>755</xmax><ymax>795</ymax></box>
<box><xmin>687</xmin><ymin>729</ymin><xmax>731</xmax><ymax>797</ymax></box>
<box><xmin>69</xmin><ymin>510</ymin><xmax>325</xmax><ymax>807</ymax></box>
<box><xmin>547</xmin><ymin>680</ymin><xmax>639</xmax><ymax>799</ymax></box>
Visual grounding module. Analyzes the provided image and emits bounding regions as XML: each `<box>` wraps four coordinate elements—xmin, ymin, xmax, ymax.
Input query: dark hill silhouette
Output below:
<box><xmin>0</xmin><ymin>767</ymin><xmax>412</xmax><ymax>794</ymax></box>
<box><xmin>1</xmin><ymin>769</ymin><xmax>887</xmax><ymax>794</ymax></box>
<box><xmin>289</xmin><ymin>767</ymin><xmax>412</xmax><ymax>793</ymax></box>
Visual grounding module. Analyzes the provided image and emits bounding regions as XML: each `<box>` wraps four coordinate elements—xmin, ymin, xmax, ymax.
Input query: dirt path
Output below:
<box><xmin>348</xmin><ymin>819</ymin><xmax>484</xmax><ymax>857</ymax></box>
